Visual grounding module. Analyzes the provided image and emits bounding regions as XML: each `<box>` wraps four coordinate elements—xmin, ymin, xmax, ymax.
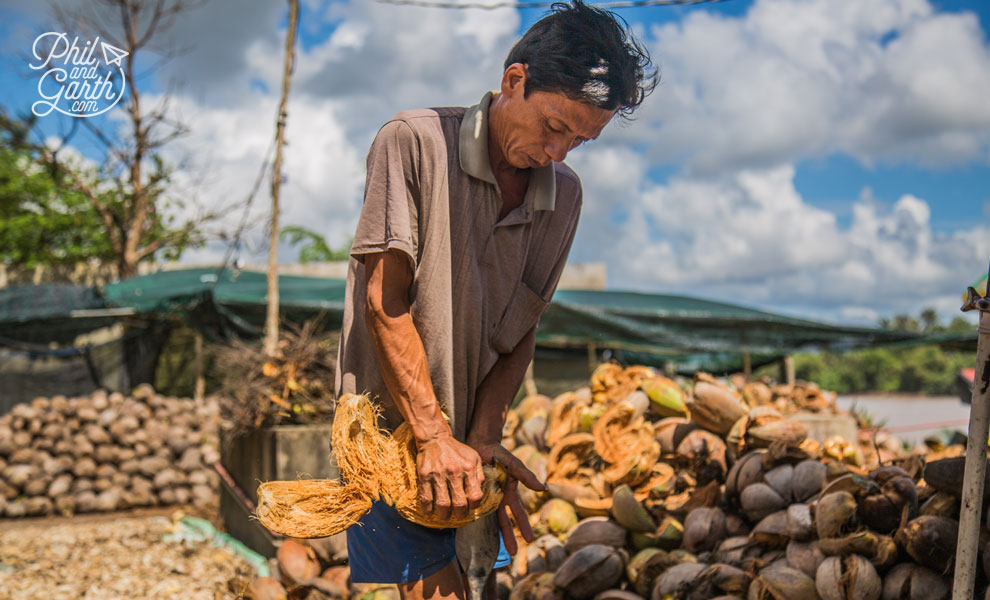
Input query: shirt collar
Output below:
<box><xmin>459</xmin><ymin>91</ymin><xmax>557</xmax><ymax>212</ymax></box>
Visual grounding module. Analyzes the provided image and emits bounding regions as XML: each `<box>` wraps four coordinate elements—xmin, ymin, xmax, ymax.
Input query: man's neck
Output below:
<box><xmin>486</xmin><ymin>93</ymin><xmax>528</xmax><ymax>181</ymax></box>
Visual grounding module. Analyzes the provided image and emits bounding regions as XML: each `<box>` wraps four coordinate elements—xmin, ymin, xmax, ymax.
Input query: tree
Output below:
<box><xmin>0</xmin><ymin>145</ymin><xmax>112</xmax><ymax>267</ymax></box>
<box><xmin>280</xmin><ymin>225</ymin><xmax>351</xmax><ymax>263</ymax></box>
<box><xmin>264</xmin><ymin>0</ymin><xmax>300</xmax><ymax>357</ymax></box>
<box><xmin>1</xmin><ymin>0</ymin><xmax>219</xmax><ymax>278</ymax></box>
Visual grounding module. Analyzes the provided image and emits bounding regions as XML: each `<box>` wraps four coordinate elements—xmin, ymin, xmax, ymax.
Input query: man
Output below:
<box><xmin>334</xmin><ymin>2</ymin><xmax>656</xmax><ymax>598</ymax></box>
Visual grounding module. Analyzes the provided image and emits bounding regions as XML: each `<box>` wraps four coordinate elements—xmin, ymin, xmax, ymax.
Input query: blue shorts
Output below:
<box><xmin>346</xmin><ymin>500</ymin><xmax>511</xmax><ymax>584</ymax></box>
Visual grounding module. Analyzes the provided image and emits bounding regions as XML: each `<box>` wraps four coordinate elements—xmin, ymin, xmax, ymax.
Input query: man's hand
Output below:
<box><xmin>470</xmin><ymin>441</ymin><xmax>546</xmax><ymax>555</ymax></box>
<box><xmin>416</xmin><ymin>434</ymin><xmax>485</xmax><ymax>521</ymax></box>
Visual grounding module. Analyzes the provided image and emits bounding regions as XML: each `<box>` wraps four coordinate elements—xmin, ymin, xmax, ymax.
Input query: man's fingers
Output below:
<box><xmin>507</xmin><ymin>484</ymin><xmax>535</xmax><ymax>543</ymax></box>
<box><xmin>449</xmin><ymin>473</ymin><xmax>469</xmax><ymax>520</ymax></box>
<box><xmin>465</xmin><ymin>465</ymin><xmax>484</xmax><ymax>512</ymax></box>
<box><xmin>497</xmin><ymin>505</ymin><xmax>518</xmax><ymax>556</ymax></box>
<box><xmin>419</xmin><ymin>479</ymin><xmax>434</xmax><ymax>515</ymax></box>
<box><xmin>433</xmin><ymin>479</ymin><xmax>452</xmax><ymax>521</ymax></box>
<box><xmin>495</xmin><ymin>447</ymin><xmax>545</xmax><ymax>492</ymax></box>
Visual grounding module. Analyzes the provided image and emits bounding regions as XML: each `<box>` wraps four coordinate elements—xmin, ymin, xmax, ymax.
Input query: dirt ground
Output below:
<box><xmin>0</xmin><ymin>506</ymin><xmax>258</xmax><ymax>600</ymax></box>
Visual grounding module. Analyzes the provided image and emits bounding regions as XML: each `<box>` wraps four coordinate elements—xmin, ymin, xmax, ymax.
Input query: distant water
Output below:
<box><xmin>836</xmin><ymin>394</ymin><xmax>972</xmax><ymax>446</ymax></box>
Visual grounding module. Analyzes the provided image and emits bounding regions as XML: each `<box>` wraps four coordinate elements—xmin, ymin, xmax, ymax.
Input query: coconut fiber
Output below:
<box><xmin>255</xmin><ymin>394</ymin><xmax>505</xmax><ymax>538</ymax></box>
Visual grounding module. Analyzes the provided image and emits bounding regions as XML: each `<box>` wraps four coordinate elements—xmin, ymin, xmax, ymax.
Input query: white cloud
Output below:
<box><xmin>569</xmin><ymin>149</ymin><xmax>989</xmax><ymax>323</ymax></box>
<box><xmin>628</xmin><ymin>0</ymin><xmax>990</xmax><ymax>172</ymax></box>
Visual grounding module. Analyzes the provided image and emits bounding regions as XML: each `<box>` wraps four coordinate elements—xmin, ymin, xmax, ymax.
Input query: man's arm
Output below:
<box><xmin>465</xmin><ymin>326</ymin><xmax>544</xmax><ymax>554</ymax></box>
<box><xmin>364</xmin><ymin>249</ymin><xmax>484</xmax><ymax>521</ymax></box>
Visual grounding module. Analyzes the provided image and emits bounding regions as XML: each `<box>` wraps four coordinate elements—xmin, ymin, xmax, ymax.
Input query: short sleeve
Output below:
<box><xmin>350</xmin><ymin>119</ymin><xmax>421</xmax><ymax>268</ymax></box>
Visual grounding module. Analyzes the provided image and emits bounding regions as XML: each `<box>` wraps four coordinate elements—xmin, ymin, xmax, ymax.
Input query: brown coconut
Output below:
<box><xmin>277</xmin><ymin>539</ymin><xmax>321</xmax><ymax>587</ymax></box>
<box><xmin>880</xmin><ymin>563</ymin><xmax>949</xmax><ymax>600</ymax></box>
<box><xmin>564</xmin><ymin>517</ymin><xmax>628</xmax><ymax>554</ymax></box>
<box><xmin>683</xmin><ymin>507</ymin><xmax>727</xmax><ymax>553</ymax></box>
<box><xmin>792</xmin><ymin>460</ymin><xmax>827</xmax><ymax>502</ymax></box>
<box><xmin>787</xmin><ymin>540</ymin><xmax>826</xmax><ymax>579</ymax></box>
<box><xmin>655</xmin><ymin>418</ymin><xmax>697</xmax><ymax>455</ymax></box>
<box><xmin>740</xmin><ymin>483</ymin><xmax>787</xmax><ymax>522</ymax></box>
<box><xmin>815</xmin><ymin>490</ymin><xmax>857</xmax><ymax>539</ymax></box>
<box><xmin>510</xmin><ymin>572</ymin><xmax>562</xmax><ymax>600</ymax></box>
<box><xmin>747</xmin><ymin>566</ymin><xmax>820</xmax><ymax>600</ymax></box>
<box><xmin>256</xmin><ymin>394</ymin><xmax>505</xmax><ymax>538</ymax></box>
<box><xmin>894</xmin><ymin>516</ymin><xmax>957</xmax><ymax>573</ymax></box>
<box><xmin>689</xmin><ymin>377</ymin><xmax>746</xmax><ymax>435</ymax></box>
<box><xmin>537</xmin><ymin>499</ymin><xmax>578</xmax><ymax>537</ymax></box>
<box><xmin>751</xmin><ymin>510</ymin><xmax>790</xmax><ymax>548</ymax></box>
<box><xmin>816</xmin><ymin>555</ymin><xmax>881</xmax><ymax>600</ymax></box>
<box><xmin>652</xmin><ymin>562</ymin><xmax>707</xmax><ymax>600</ymax></box>
<box><xmin>552</xmin><ymin>544</ymin><xmax>625</xmax><ymax>600</ymax></box>
<box><xmin>726</xmin><ymin>450</ymin><xmax>767</xmax><ymax>498</ymax></box>
<box><xmin>626</xmin><ymin>548</ymin><xmax>680</xmax><ymax>597</ymax></box>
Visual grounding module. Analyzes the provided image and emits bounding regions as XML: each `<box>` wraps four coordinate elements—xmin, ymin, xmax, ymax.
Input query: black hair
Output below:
<box><xmin>504</xmin><ymin>0</ymin><xmax>658</xmax><ymax>118</ymax></box>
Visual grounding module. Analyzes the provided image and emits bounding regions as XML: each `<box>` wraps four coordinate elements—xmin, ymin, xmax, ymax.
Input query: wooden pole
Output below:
<box><xmin>741</xmin><ymin>350</ymin><xmax>751</xmax><ymax>379</ymax></box>
<box><xmin>587</xmin><ymin>343</ymin><xmax>597</xmax><ymax>376</ymax></box>
<box><xmin>264</xmin><ymin>0</ymin><xmax>300</xmax><ymax>357</ymax></box>
<box><xmin>952</xmin><ymin>286</ymin><xmax>990</xmax><ymax>600</ymax></box>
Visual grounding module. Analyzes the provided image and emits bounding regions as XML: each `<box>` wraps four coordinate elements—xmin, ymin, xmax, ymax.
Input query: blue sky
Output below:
<box><xmin>1</xmin><ymin>0</ymin><xmax>988</xmax><ymax>326</ymax></box>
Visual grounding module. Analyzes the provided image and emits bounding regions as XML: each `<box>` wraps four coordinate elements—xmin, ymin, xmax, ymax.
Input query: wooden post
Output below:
<box><xmin>587</xmin><ymin>343</ymin><xmax>597</xmax><ymax>376</ymax></box>
<box><xmin>194</xmin><ymin>332</ymin><xmax>205</xmax><ymax>402</ymax></box>
<box><xmin>780</xmin><ymin>355</ymin><xmax>795</xmax><ymax>384</ymax></box>
<box><xmin>742</xmin><ymin>350</ymin><xmax>751</xmax><ymax>379</ymax></box>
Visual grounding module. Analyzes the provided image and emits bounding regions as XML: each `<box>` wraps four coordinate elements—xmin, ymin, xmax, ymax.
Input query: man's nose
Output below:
<box><xmin>544</xmin><ymin>138</ymin><xmax>569</xmax><ymax>163</ymax></box>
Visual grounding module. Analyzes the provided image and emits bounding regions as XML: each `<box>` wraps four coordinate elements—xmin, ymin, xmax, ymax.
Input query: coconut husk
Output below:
<box><xmin>547</xmin><ymin>433</ymin><xmax>596</xmax><ymax>482</ymax></box>
<box><xmin>747</xmin><ymin>566</ymin><xmax>819</xmax><ymax>600</ymax></box>
<box><xmin>676</xmin><ymin>429</ymin><xmax>728</xmax><ymax>485</ymax></box>
<box><xmin>786</xmin><ymin>540</ymin><xmax>825</xmax><ymax>579</ymax></box>
<box><xmin>740</xmin><ymin>483</ymin><xmax>787</xmax><ymax>523</ymax></box>
<box><xmin>593</xmin><ymin>405</ymin><xmax>659</xmax><ymax>487</ymax></box>
<box><xmin>256</xmin><ymin>394</ymin><xmax>504</xmax><ymax>538</ymax></box>
<box><xmin>792</xmin><ymin>460</ymin><xmax>827</xmax><ymax>502</ymax></box>
<box><xmin>816</xmin><ymin>554</ymin><xmax>881</xmax><ymax>600</ymax></box>
<box><xmin>881</xmin><ymin>563</ymin><xmax>950</xmax><ymax>600</ymax></box>
<box><xmin>751</xmin><ymin>510</ymin><xmax>789</xmax><ymax>548</ymax></box>
<box><xmin>726</xmin><ymin>450</ymin><xmax>768</xmax><ymax>498</ymax></box>
<box><xmin>684</xmin><ymin>507</ymin><xmax>728</xmax><ymax>552</ymax></box>
<box><xmin>688</xmin><ymin>377</ymin><xmax>747</xmax><ymax>436</ymax></box>
<box><xmin>654</xmin><ymin>562</ymin><xmax>707</xmax><ymax>598</ymax></box>
<box><xmin>564</xmin><ymin>517</ymin><xmax>628</xmax><ymax>554</ymax></box>
<box><xmin>510</xmin><ymin>571</ymin><xmax>561</xmax><ymax>600</ymax></box>
<box><xmin>611</xmin><ymin>484</ymin><xmax>656</xmax><ymax>533</ymax></box>
<box><xmin>640</xmin><ymin>376</ymin><xmax>688</xmax><ymax>419</ymax></box>
<box><xmin>552</xmin><ymin>544</ymin><xmax>625</xmax><ymax>599</ymax></box>
<box><xmin>546</xmin><ymin>392</ymin><xmax>590</xmax><ymax>448</ymax></box>
<box><xmin>894</xmin><ymin>516</ymin><xmax>958</xmax><ymax>574</ymax></box>
<box><xmin>815</xmin><ymin>491</ymin><xmax>857</xmax><ymax>539</ymax></box>
<box><xmin>656</xmin><ymin>418</ymin><xmax>697</xmax><ymax>455</ymax></box>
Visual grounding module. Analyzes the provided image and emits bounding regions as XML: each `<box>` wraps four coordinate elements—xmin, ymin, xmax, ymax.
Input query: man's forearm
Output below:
<box><xmin>466</xmin><ymin>326</ymin><xmax>537</xmax><ymax>446</ymax></box>
<box><xmin>364</xmin><ymin>251</ymin><xmax>450</xmax><ymax>446</ymax></box>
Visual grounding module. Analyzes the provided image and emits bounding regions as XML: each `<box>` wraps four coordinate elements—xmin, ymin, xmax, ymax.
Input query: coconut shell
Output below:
<box><xmin>705</xmin><ymin>563</ymin><xmax>751</xmax><ymax>595</ymax></box>
<box><xmin>553</xmin><ymin>544</ymin><xmax>625</xmax><ymax>600</ymax></box>
<box><xmin>786</xmin><ymin>504</ymin><xmax>814</xmax><ymax>541</ymax></box>
<box><xmin>751</xmin><ymin>510</ymin><xmax>789</xmax><ymax>548</ymax></box>
<box><xmin>689</xmin><ymin>379</ymin><xmax>747</xmax><ymax>435</ymax></box>
<box><xmin>787</xmin><ymin>541</ymin><xmax>826</xmax><ymax>579</ymax></box>
<box><xmin>538</xmin><ymin>499</ymin><xmax>578</xmax><ymax>537</ymax></box>
<box><xmin>815</xmin><ymin>491</ymin><xmax>857</xmax><ymax>539</ymax></box>
<box><xmin>564</xmin><ymin>517</ymin><xmax>627</xmax><ymax>554</ymax></box>
<box><xmin>740</xmin><ymin>483</ymin><xmax>787</xmax><ymax>522</ymax></box>
<box><xmin>919</xmin><ymin>492</ymin><xmax>958</xmax><ymax>519</ymax></box>
<box><xmin>627</xmin><ymin>548</ymin><xmax>679</xmax><ymax>597</ymax></box>
<box><xmin>792</xmin><ymin>460</ymin><xmax>827</xmax><ymax>502</ymax></box>
<box><xmin>816</xmin><ymin>555</ymin><xmax>881</xmax><ymax>600</ymax></box>
<box><xmin>749</xmin><ymin>566</ymin><xmax>820</xmax><ymax>600</ymax></box>
<box><xmin>546</xmin><ymin>392</ymin><xmax>590</xmax><ymax>448</ymax></box>
<box><xmin>894</xmin><ymin>516</ymin><xmax>957</xmax><ymax>573</ymax></box>
<box><xmin>546</xmin><ymin>480</ymin><xmax>599</xmax><ymax>505</ymax></box>
<box><xmin>714</xmin><ymin>536</ymin><xmax>757</xmax><ymax>566</ymax></box>
<box><xmin>516</xmin><ymin>415</ymin><xmax>548</xmax><ymax>450</ymax></box>
<box><xmin>880</xmin><ymin>563</ymin><xmax>949</xmax><ymax>600</ymax></box>
<box><xmin>510</xmin><ymin>572</ymin><xmax>562</xmax><ymax>600</ymax></box>
<box><xmin>860</xmin><ymin>477</ymin><xmax>918</xmax><ymax>534</ymax></box>
<box><xmin>820</xmin><ymin>474</ymin><xmax>880</xmax><ymax>500</ymax></box>
<box><xmin>592</xmin><ymin>591</ymin><xmax>643</xmax><ymax>600</ymax></box>
<box><xmin>277</xmin><ymin>539</ymin><xmax>321</xmax><ymax>587</ymax></box>
<box><xmin>683</xmin><ymin>507</ymin><xmax>728</xmax><ymax>553</ymax></box>
<box><xmin>653</xmin><ymin>562</ymin><xmax>707</xmax><ymax>599</ymax></box>
<box><xmin>726</xmin><ymin>451</ymin><xmax>768</xmax><ymax>498</ymax></box>
<box><xmin>640</xmin><ymin>376</ymin><xmax>688</xmax><ymax>419</ymax></box>
<box><xmin>656</xmin><ymin>418</ymin><xmax>699</xmax><ymax>455</ymax></box>
<box><xmin>922</xmin><ymin>456</ymin><xmax>990</xmax><ymax>500</ymax></box>
<box><xmin>247</xmin><ymin>577</ymin><xmax>288</xmax><ymax>600</ymax></box>
<box><xmin>746</xmin><ymin>420</ymin><xmax>808</xmax><ymax>449</ymax></box>
<box><xmin>763</xmin><ymin>464</ymin><xmax>794</xmax><ymax>504</ymax></box>
<box><xmin>611</xmin><ymin>484</ymin><xmax>656</xmax><ymax>533</ymax></box>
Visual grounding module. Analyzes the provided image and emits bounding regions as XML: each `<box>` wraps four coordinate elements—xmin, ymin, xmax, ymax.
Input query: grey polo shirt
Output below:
<box><xmin>334</xmin><ymin>92</ymin><xmax>582</xmax><ymax>441</ymax></box>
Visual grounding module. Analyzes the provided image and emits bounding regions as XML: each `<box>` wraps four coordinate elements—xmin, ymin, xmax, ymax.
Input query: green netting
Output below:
<box><xmin>96</xmin><ymin>267</ymin><xmax>972</xmax><ymax>374</ymax></box>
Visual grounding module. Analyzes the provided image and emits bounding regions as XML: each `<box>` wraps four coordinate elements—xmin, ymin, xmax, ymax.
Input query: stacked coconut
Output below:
<box><xmin>500</xmin><ymin>363</ymin><xmax>980</xmax><ymax>600</ymax></box>
<box><xmin>0</xmin><ymin>383</ymin><xmax>221</xmax><ymax>518</ymax></box>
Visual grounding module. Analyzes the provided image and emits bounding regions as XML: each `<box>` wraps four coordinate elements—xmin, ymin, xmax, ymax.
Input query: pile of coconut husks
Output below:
<box><xmin>499</xmin><ymin>363</ymin><xmax>973</xmax><ymax>600</ymax></box>
<box><xmin>252</xmin><ymin>363</ymin><xmax>979</xmax><ymax>600</ymax></box>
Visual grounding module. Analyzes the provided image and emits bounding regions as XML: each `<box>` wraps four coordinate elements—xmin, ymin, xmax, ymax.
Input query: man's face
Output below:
<box><xmin>494</xmin><ymin>65</ymin><xmax>615</xmax><ymax>170</ymax></box>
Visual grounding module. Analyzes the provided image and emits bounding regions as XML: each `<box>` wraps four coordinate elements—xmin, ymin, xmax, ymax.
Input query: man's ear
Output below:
<box><xmin>501</xmin><ymin>63</ymin><xmax>527</xmax><ymax>98</ymax></box>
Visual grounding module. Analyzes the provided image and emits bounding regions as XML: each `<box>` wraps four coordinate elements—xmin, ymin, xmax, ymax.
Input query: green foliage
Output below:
<box><xmin>0</xmin><ymin>146</ymin><xmax>113</xmax><ymax>266</ymax></box>
<box><xmin>760</xmin><ymin>307</ymin><xmax>976</xmax><ymax>395</ymax></box>
<box><xmin>280</xmin><ymin>225</ymin><xmax>351</xmax><ymax>263</ymax></box>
